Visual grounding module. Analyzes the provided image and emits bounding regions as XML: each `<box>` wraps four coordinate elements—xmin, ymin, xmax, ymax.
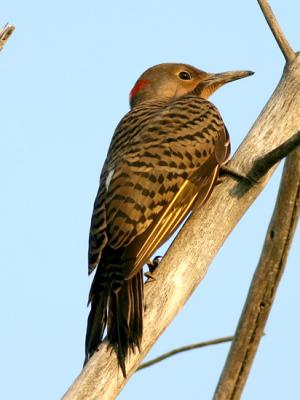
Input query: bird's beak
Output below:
<box><xmin>206</xmin><ymin>70</ymin><xmax>254</xmax><ymax>85</ymax></box>
<box><xmin>196</xmin><ymin>70</ymin><xmax>254</xmax><ymax>98</ymax></box>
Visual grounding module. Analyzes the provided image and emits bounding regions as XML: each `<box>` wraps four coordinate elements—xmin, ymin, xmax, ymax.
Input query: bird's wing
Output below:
<box><xmin>89</xmin><ymin>96</ymin><xmax>230</xmax><ymax>276</ymax></box>
<box><xmin>122</xmin><ymin>157</ymin><xmax>221</xmax><ymax>278</ymax></box>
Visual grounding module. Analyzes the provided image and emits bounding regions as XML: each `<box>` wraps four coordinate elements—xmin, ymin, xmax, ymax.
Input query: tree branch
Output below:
<box><xmin>0</xmin><ymin>23</ymin><xmax>15</xmax><ymax>52</ymax></box>
<box><xmin>214</xmin><ymin>146</ymin><xmax>300</xmax><ymax>400</ymax></box>
<box><xmin>257</xmin><ymin>0</ymin><xmax>295</xmax><ymax>62</ymax></box>
<box><xmin>137</xmin><ymin>336</ymin><xmax>234</xmax><ymax>372</ymax></box>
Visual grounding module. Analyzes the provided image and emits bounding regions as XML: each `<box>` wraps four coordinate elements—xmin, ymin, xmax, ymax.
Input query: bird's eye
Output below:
<box><xmin>178</xmin><ymin>71</ymin><xmax>192</xmax><ymax>80</ymax></box>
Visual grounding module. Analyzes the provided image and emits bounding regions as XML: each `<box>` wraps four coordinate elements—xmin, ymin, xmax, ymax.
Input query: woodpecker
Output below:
<box><xmin>85</xmin><ymin>63</ymin><xmax>253</xmax><ymax>376</ymax></box>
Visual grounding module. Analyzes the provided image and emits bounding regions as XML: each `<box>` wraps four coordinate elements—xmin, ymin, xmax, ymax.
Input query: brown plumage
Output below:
<box><xmin>84</xmin><ymin>63</ymin><xmax>253</xmax><ymax>376</ymax></box>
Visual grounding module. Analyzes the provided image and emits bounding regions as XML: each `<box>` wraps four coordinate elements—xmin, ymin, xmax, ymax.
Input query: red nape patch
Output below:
<box><xmin>130</xmin><ymin>79</ymin><xmax>150</xmax><ymax>98</ymax></box>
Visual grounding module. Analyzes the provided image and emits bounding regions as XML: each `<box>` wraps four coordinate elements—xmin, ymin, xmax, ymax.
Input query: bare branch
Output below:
<box><xmin>214</xmin><ymin>147</ymin><xmax>300</xmax><ymax>400</ymax></box>
<box><xmin>137</xmin><ymin>336</ymin><xmax>234</xmax><ymax>371</ymax></box>
<box><xmin>257</xmin><ymin>0</ymin><xmax>295</xmax><ymax>62</ymax></box>
<box><xmin>0</xmin><ymin>23</ymin><xmax>15</xmax><ymax>52</ymax></box>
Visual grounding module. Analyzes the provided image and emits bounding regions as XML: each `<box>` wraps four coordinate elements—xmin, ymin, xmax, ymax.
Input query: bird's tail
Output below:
<box><xmin>84</xmin><ymin>263</ymin><xmax>144</xmax><ymax>377</ymax></box>
<box><xmin>107</xmin><ymin>268</ymin><xmax>144</xmax><ymax>377</ymax></box>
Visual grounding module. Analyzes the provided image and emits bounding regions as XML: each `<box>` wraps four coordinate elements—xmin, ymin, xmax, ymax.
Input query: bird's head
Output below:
<box><xmin>129</xmin><ymin>63</ymin><xmax>253</xmax><ymax>108</ymax></box>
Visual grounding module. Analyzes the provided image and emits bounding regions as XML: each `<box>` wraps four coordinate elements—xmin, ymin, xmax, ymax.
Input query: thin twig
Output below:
<box><xmin>214</xmin><ymin>148</ymin><xmax>300</xmax><ymax>400</ymax></box>
<box><xmin>137</xmin><ymin>336</ymin><xmax>234</xmax><ymax>371</ymax></box>
<box><xmin>0</xmin><ymin>23</ymin><xmax>15</xmax><ymax>51</ymax></box>
<box><xmin>257</xmin><ymin>0</ymin><xmax>295</xmax><ymax>62</ymax></box>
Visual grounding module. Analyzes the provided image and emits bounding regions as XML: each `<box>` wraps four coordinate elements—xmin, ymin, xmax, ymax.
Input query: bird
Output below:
<box><xmin>84</xmin><ymin>63</ymin><xmax>253</xmax><ymax>377</ymax></box>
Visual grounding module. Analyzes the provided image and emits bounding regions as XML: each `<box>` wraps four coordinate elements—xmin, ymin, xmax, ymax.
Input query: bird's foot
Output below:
<box><xmin>145</xmin><ymin>256</ymin><xmax>162</xmax><ymax>281</ymax></box>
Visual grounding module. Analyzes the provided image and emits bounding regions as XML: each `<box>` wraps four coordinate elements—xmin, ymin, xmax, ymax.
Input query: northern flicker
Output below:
<box><xmin>85</xmin><ymin>63</ymin><xmax>253</xmax><ymax>376</ymax></box>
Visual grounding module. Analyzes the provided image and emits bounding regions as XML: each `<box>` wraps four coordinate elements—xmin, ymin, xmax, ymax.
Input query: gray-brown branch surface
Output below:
<box><xmin>63</xmin><ymin>52</ymin><xmax>300</xmax><ymax>400</ymax></box>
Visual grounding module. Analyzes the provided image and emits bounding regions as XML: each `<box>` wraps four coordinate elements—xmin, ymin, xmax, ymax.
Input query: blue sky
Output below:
<box><xmin>0</xmin><ymin>1</ymin><xmax>299</xmax><ymax>399</ymax></box>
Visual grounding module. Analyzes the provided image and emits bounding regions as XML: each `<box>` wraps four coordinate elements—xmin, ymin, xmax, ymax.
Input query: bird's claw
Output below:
<box><xmin>147</xmin><ymin>256</ymin><xmax>162</xmax><ymax>273</ymax></box>
<box><xmin>145</xmin><ymin>256</ymin><xmax>162</xmax><ymax>281</ymax></box>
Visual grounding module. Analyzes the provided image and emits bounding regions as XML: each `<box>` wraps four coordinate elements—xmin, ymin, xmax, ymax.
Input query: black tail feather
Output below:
<box><xmin>130</xmin><ymin>270</ymin><xmax>144</xmax><ymax>351</ymax></box>
<box><xmin>108</xmin><ymin>270</ymin><xmax>144</xmax><ymax>377</ymax></box>
<box><xmin>84</xmin><ymin>265</ymin><xmax>144</xmax><ymax>377</ymax></box>
<box><xmin>84</xmin><ymin>292</ymin><xmax>108</xmax><ymax>366</ymax></box>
